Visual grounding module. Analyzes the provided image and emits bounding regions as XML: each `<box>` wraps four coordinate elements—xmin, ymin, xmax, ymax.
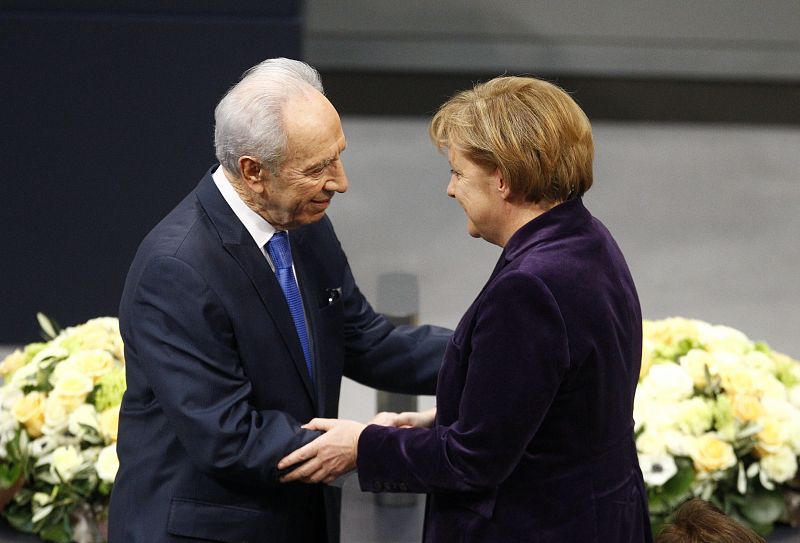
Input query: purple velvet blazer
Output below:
<box><xmin>357</xmin><ymin>198</ymin><xmax>653</xmax><ymax>542</ymax></box>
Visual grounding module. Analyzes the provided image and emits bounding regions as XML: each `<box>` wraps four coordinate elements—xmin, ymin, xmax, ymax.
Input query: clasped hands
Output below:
<box><xmin>277</xmin><ymin>408</ymin><xmax>436</xmax><ymax>485</ymax></box>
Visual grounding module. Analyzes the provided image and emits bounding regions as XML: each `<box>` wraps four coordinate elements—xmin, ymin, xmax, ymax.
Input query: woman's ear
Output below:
<box><xmin>495</xmin><ymin>169</ymin><xmax>513</xmax><ymax>201</ymax></box>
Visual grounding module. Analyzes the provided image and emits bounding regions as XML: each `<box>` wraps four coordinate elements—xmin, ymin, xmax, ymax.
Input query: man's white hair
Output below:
<box><xmin>214</xmin><ymin>58</ymin><xmax>324</xmax><ymax>175</ymax></box>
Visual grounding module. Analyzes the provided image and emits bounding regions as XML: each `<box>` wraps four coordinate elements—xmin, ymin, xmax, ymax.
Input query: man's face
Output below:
<box><xmin>256</xmin><ymin>91</ymin><xmax>348</xmax><ymax>230</ymax></box>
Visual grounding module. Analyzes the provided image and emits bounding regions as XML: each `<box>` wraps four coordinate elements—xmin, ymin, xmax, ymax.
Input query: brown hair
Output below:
<box><xmin>655</xmin><ymin>499</ymin><xmax>766</xmax><ymax>543</ymax></box>
<box><xmin>429</xmin><ymin>76</ymin><xmax>593</xmax><ymax>204</ymax></box>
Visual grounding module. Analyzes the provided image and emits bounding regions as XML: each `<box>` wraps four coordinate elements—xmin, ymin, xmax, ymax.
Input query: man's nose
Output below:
<box><xmin>327</xmin><ymin>167</ymin><xmax>348</xmax><ymax>193</ymax></box>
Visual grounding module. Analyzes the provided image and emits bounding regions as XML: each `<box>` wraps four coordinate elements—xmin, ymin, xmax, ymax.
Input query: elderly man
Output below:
<box><xmin>108</xmin><ymin>58</ymin><xmax>449</xmax><ymax>543</ymax></box>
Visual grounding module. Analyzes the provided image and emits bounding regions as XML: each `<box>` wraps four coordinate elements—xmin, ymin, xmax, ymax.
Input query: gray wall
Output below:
<box><xmin>306</xmin><ymin>0</ymin><xmax>800</xmax><ymax>80</ymax></box>
<box><xmin>332</xmin><ymin>118</ymin><xmax>800</xmax><ymax>420</ymax></box>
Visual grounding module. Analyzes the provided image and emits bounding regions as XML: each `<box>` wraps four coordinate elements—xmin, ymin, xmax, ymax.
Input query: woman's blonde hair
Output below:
<box><xmin>430</xmin><ymin>76</ymin><xmax>593</xmax><ymax>203</ymax></box>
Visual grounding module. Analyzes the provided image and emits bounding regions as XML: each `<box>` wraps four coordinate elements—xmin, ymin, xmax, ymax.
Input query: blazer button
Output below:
<box><xmin>398</xmin><ymin>483</ymin><xmax>408</xmax><ymax>491</ymax></box>
<box><xmin>373</xmin><ymin>481</ymin><xmax>383</xmax><ymax>492</ymax></box>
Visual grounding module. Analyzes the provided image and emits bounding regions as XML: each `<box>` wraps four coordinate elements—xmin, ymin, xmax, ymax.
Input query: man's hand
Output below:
<box><xmin>371</xmin><ymin>407</ymin><xmax>436</xmax><ymax>429</ymax></box>
<box><xmin>278</xmin><ymin>418</ymin><xmax>366</xmax><ymax>484</ymax></box>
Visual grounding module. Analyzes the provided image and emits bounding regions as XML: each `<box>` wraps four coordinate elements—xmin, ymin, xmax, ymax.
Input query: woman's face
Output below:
<box><xmin>447</xmin><ymin>146</ymin><xmax>503</xmax><ymax>243</ymax></box>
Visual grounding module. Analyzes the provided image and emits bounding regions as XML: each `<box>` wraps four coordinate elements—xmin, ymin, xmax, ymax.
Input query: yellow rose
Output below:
<box><xmin>69</xmin><ymin>350</ymin><xmax>115</xmax><ymax>383</ymax></box>
<box><xmin>0</xmin><ymin>350</ymin><xmax>26</xmax><ymax>377</ymax></box>
<box><xmin>51</xmin><ymin>370</ymin><xmax>94</xmax><ymax>412</ymax></box>
<box><xmin>690</xmin><ymin>433</ymin><xmax>737</xmax><ymax>473</ymax></box>
<box><xmin>95</xmin><ymin>444</ymin><xmax>119</xmax><ymax>483</ymax></box>
<box><xmin>99</xmin><ymin>405</ymin><xmax>120</xmax><ymax>442</ymax></box>
<box><xmin>718</xmin><ymin>365</ymin><xmax>759</xmax><ymax>396</ymax></box>
<box><xmin>731</xmin><ymin>394</ymin><xmax>764</xmax><ymax>422</ymax></box>
<box><xmin>12</xmin><ymin>391</ymin><xmax>46</xmax><ymax>438</ymax></box>
<box><xmin>756</xmin><ymin>418</ymin><xmax>788</xmax><ymax>455</ymax></box>
<box><xmin>643</xmin><ymin>318</ymin><xmax>701</xmax><ymax>347</ymax></box>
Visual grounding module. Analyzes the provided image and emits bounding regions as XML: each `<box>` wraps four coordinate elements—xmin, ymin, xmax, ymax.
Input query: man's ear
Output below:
<box><xmin>238</xmin><ymin>156</ymin><xmax>267</xmax><ymax>194</ymax></box>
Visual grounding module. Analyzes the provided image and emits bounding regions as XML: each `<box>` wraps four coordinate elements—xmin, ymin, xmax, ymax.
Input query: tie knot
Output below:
<box><xmin>266</xmin><ymin>231</ymin><xmax>293</xmax><ymax>270</ymax></box>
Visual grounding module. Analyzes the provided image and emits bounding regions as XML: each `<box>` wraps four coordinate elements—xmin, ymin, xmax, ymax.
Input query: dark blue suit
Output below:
<box><xmin>108</xmin><ymin>169</ymin><xmax>449</xmax><ymax>543</ymax></box>
<box><xmin>357</xmin><ymin>198</ymin><xmax>652</xmax><ymax>542</ymax></box>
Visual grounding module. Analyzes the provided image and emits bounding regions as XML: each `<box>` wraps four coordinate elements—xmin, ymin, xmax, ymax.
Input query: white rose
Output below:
<box><xmin>760</xmin><ymin>446</ymin><xmax>798</xmax><ymax>484</ymax></box>
<box><xmin>48</xmin><ymin>358</ymin><xmax>79</xmax><ymax>387</ymax></box>
<box><xmin>95</xmin><ymin>444</ymin><xmax>119</xmax><ymax>483</ymax></box>
<box><xmin>49</xmin><ymin>445</ymin><xmax>83</xmax><ymax>482</ymax></box>
<box><xmin>51</xmin><ymin>370</ymin><xmax>94</xmax><ymax>411</ymax></box>
<box><xmin>9</xmin><ymin>361</ymin><xmax>41</xmax><ymax>389</ymax></box>
<box><xmin>761</xmin><ymin>396</ymin><xmax>795</xmax><ymax>422</ymax></box>
<box><xmin>789</xmin><ymin>385</ymin><xmax>800</xmax><ymax>410</ymax></box>
<box><xmin>0</xmin><ymin>384</ymin><xmax>23</xmax><ymax>410</ymax></box>
<box><xmin>679</xmin><ymin>349</ymin><xmax>715</xmax><ymax>388</ymax></box>
<box><xmin>0</xmin><ymin>410</ymin><xmax>19</xmax><ymax>459</ymax></box>
<box><xmin>638</xmin><ymin>453</ymin><xmax>678</xmax><ymax>487</ymax></box>
<box><xmin>664</xmin><ymin>429</ymin><xmax>695</xmax><ymax>457</ymax></box>
<box><xmin>68</xmin><ymin>349</ymin><xmax>116</xmax><ymax>383</ymax></box>
<box><xmin>753</xmin><ymin>374</ymin><xmax>788</xmax><ymax>402</ymax></box>
<box><xmin>786</xmin><ymin>412</ymin><xmax>800</xmax><ymax>455</ymax></box>
<box><xmin>42</xmin><ymin>395</ymin><xmax>69</xmax><ymax>435</ymax></box>
<box><xmin>640</xmin><ymin>363</ymin><xmax>694</xmax><ymax>401</ymax></box>
<box><xmin>68</xmin><ymin>404</ymin><xmax>99</xmax><ymax>436</ymax></box>
<box><xmin>636</xmin><ymin>428</ymin><xmax>668</xmax><ymax>455</ymax></box>
<box><xmin>634</xmin><ymin>395</ymin><xmax>680</xmax><ymax>432</ymax></box>
<box><xmin>699</xmin><ymin>324</ymin><xmax>751</xmax><ymax>354</ymax></box>
<box><xmin>743</xmin><ymin>351</ymin><xmax>777</xmax><ymax>375</ymax></box>
<box><xmin>675</xmin><ymin>397</ymin><xmax>714</xmax><ymax>436</ymax></box>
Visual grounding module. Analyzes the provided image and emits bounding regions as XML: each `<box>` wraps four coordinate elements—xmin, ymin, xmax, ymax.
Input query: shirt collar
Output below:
<box><xmin>212</xmin><ymin>165</ymin><xmax>277</xmax><ymax>249</ymax></box>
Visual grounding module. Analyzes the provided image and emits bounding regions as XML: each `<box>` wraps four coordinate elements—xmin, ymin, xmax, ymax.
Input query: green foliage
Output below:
<box><xmin>648</xmin><ymin>458</ymin><xmax>695</xmax><ymax>516</ymax></box>
<box><xmin>92</xmin><ymin>368</ymin><xmax>126</xmax><ymax>412</ymax></box>
<box><xmin>739</xmin><ymin>488</ymin><xmax>785</xmax><ymax>534</ymax></box>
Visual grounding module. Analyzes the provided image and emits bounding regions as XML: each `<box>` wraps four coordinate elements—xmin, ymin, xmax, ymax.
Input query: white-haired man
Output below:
<box><xmin>108</xmin><ymin>58</ymin><xmax>449</xmax><ymax>543</ymax></box>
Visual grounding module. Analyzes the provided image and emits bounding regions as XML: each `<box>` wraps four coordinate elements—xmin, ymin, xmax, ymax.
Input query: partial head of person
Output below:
<box><xmin>429</xmin><ymin>75</ymin><xmax>593</xmax><ymax>246</ymax></box>
<box><xmin>655</xmin><ymin>499</ymin><xmax>766</xmax><ymax>543</ymax></box>
<box><xmin>214</xmin><ymin>58</ymin><xmax>348</xmax><ymax>230</ymax></box>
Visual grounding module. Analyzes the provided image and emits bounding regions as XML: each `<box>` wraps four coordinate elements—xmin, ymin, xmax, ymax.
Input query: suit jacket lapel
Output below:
<box><xmin>195</xmin><ymin>172</ymin><xmax>317</xmax><ymax>407</ymax></box>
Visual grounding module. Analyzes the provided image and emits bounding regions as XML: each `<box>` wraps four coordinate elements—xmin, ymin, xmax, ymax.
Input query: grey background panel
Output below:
<box><xmin>306</xmin><ymin>0</ymin><xmax>800</xmax><ymax>79</ymax></box>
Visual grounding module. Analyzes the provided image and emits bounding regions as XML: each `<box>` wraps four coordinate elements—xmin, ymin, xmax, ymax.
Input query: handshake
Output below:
<box><xmin>277</xmin><ymin>408</ymin><xmax>437</xmax><ymax>485</ymax></box>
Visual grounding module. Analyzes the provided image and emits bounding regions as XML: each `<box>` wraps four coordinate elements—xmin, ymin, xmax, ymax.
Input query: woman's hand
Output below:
<box><xmin>370</xmin><ymin>407</ymin><xmax>436</xmax><ymax>428</ymax></box>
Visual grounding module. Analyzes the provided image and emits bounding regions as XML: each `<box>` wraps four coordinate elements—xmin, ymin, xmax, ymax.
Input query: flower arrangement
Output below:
<box><xmin>636</xmin><ymin>317</ymin><xmax>800</xmax><ymax>536</ymax></box>
<box><xmin>0</xmin><ymin>314</ymin><xmax>125</xmax><ymax>543</ymax></box>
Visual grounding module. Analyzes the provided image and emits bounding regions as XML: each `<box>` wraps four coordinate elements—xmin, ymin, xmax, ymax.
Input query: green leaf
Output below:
<box><xmin>660</xmin><ymin>460</ymin><xmax>695</xmax><ymax>505</ymax></box>
<box><xmin>754</xmin><ymin>341</ymin><xmax>771</xmax><ymax>354</ymax></box>
<box><xmin>0</xmin><ymin>463</ymin><xmax>22</xmax><ymax>489</ymax></box>
<box><xmin>739</xmin><ymin>489</ymin><xmax>785</xmax><ymax>526</ymax></box>
<box><xmin>36</xmin><ymin>313</ymin><xmax>61</xmax><ymax>341</ymax></box>
<box><xmin>650</xmin><ymin>516</ymin><xmax>668</xmax><ymax>538</ymax></box>
<box><xmin>39</xmin><ymin>520</ymin><xmax>72</xmax><ymax>543</ymax></box>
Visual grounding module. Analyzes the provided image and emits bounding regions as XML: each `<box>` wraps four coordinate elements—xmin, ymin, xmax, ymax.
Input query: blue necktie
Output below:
<box><xmin>266</xmin><ymin>232</ymin><xmax>313</xmax><ymax>382</ymax></box>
